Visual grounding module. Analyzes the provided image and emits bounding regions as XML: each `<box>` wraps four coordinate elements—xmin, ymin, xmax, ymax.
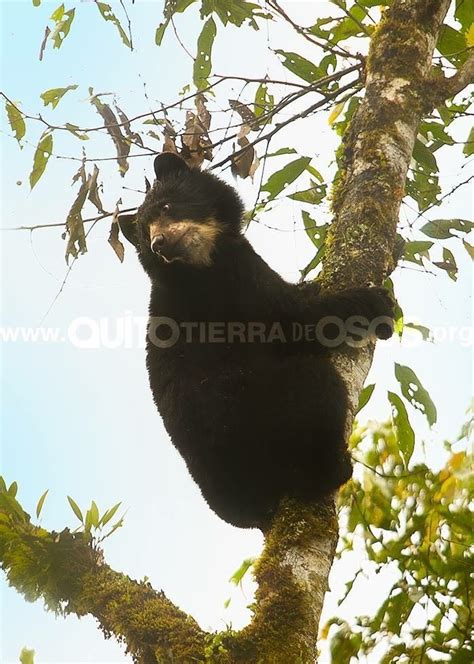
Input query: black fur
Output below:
<box><xmin>122</xmin><ymin>153</ymin><xmax>394</xmax><ymax>529</ymax></box>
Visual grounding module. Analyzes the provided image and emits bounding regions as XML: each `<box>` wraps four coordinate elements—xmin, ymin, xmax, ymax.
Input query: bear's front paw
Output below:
<box><xmin>364</xmin><ymin>286</ymin><xmax>395</xmax><ymax>339</ymax></box>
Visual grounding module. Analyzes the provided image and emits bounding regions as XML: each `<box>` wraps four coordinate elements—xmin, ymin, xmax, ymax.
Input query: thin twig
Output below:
<box><xmin>333</xmin><ymin>0</ymin><xmax>371</xmax><ymax>37</ymax></box>
<box><xmin>119</xmin><ymin>0</ymin><xmax>134</xmax><ymax>50</ymax></box>
<box><xmin>212</xmin><ymin>73</ymin><xmax>308</xmax><ymax>89</ymax></box>
<box><xmin>1</xmin><ymin>65</ymin><xmax>360</xmax><ymax>136</ymax></box>
<box><xmin>210</xmin><ymin>80</ymin><xmax>361</xmax><ymax>170</ymax></box>
<box><xmin>170</xmin><ymin>15</ymin><xmax>194</xmax><ymax>60</ymax></box>
<box><xmin>267</xmin><ymin>0</ymin><xmax>359</xmax><ymax>61</ymax></box>
<box><xmin>40</xmin><ymin>214</ymin><xmax>102</xmax><ymax>323</ymax></box>
<box><xmin>3</xmin><ymin>206</ymin><xmax>137</xmax><ymax>232</ymax></box>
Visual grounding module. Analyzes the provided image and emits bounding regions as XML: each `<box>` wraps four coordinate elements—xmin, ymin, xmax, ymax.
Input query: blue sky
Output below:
<box><xmin>0</xmin><ymin>1</ymin><xmax>472</xmax><ymax>662</ymax></box>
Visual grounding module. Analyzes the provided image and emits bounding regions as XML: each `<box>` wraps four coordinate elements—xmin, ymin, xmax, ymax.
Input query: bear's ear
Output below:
<box><xmin>118</xmin><ymin>214</ymin><xmax>139</xmax><ymax>248</ymax></box>
<box><xmin>154</xmin><ymin>152</ymin><xmax>189</xmax><ymax>181</ymax></box>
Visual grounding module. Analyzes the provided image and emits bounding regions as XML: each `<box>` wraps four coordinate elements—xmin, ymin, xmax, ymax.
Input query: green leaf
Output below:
<box><xmin>412</xmin><ymin>139</ymin><xmax>438</xmax><ymax>172</ymax></box>
<box><xmin>406</xmin><ymin>170</ymin><xmax>440</xmax><ymax>210</ymax></box>
<box><xmin>433</xmin><ymin>247</ymin><xmax>458</xmax><ymax>281</ymax></box>
<box><xmin>5</xmin><ymin>100</ymin><xmax>26</xmax><ymax>143</ymax></box>
<box><xmin>99</xmin><ymin>502</ymin><xmax>121</xmax><ymax>528</ymax></box>
<box><xmin>437</xmin><ymin>24</ymin><xmax>470</xmax><ymax>64</ymax></box>
<box><xmin>29</xmin><ymin>132</ymin><xmax>53</xmax><ymax>189</ymax></box>
<box><xmin>328</xmin><ymin>101</ymin><xmax>345</xmax><ymax>125</ymax></box>
<box><xmin>402</xmin><ymin>240</ymin><xmax>433</xmax><ymax>265</ymax></box>
<box><xmin>463</xmin><ymin>127</ymin><xmax>474</xmax><ymax>156</ymax></box>
<box><xmin>300</xmin><ymin>236</ymin><xmax>327</xmax><ymax>280</ymax></box>
<box><xmin>289</xmin><ymin>182</ymin><xmax>327</xmax><ymax>205</ymax></box>
<box><xmin>50</xmin><ymin>3</ymin><xmax>64</xmax><ymax>20</ymax></box>
<box><xmin>388</xmin><ymin>391</ymin><xmax>415</xmax><ymax>466</ymax></box>
<box><xmin>229</xmin><ymin>557</ymin><xmax>255</xmax><ymax>586</ymax></box>
<box><xmin>463</xmin><ymin>238</ymin><xmax>474</xmax><ymax>259</ymax></box>
<box><xmin>155</xmin><ymin>20</ymin><xmax>170</xmax><ymax>45</ymax></box>
<box><xmin>300</xmin><ymin>211</ymin><xmax>328</xmax><ymax>252</ymax></box>
<box><xmin>455</xmin><ymin>0</ymin><xmax>473</xmax><ymax>31</ymax></box>
<box><xmin>67</xmin><ymin>496</ymin><xmax>83</xmax><ymax>523</ymax></box>
<box><xmin>155</xmin><ymin>0</ymin><xmax>197</xmax><ymax>44</ymax></box>
<box><xmin>420</xmin><ymin>120</ymin><xmax>454</xmax><ymax>146</ymax></box>
<box><xmin>404</xmin><ymin>322</ymin><xmax>431</xmax><ymax>341</ymax></box>
<box><xmin>266</xmin><ymin>147</ymin><xmax>297</xmax><ymax>158</ymax></box>
<box><xmin>201</xmin><ymin>0</ymin><xmax>266</xmax><ymax>29</ymax></box>
<box><xmin>33</xmin><ymin>0</ymin><xmax>41</xmax><ymax>5</ymax></box>
<box><xmin>394</xmin><ymin>363</ymin><xmax>437</xmax><ymax>426</ymax></box>
<box><xmin>106</xmin><ymin>517</ymin><xmax>124</xmax><ymax>538</ymax></box>
<box><xmin>420</xmin><ymin>218</ymin><xmax>473</xmax><ymax>239</ymax></box>
<box><xmin>385</xmin><ymin>591</ymin><xmax>414</xmax><ymax>635</ymax></box>
<box><xmin>275</xmin><ymin>50</ymin><xmax>321</xmax><ymax>83</ymax></box>
<box><xmin>254</xmin><ymin>82</ymin><xmax>274</xmax><ymax>121</ymax></box>
<box><xmin>8</xmin><ymin>481</ymin><xmax>18</xmax><ymax>497</ymax></box>
<box><xmin>262</xmin><ymin>156</ymin><xmax>311</xmax><ymax>201</ymax></box>
<box><xmin>89</xmin><ymin>500</ymin><xmax>100</xmax><ymax>528</ymax></box>
<box><xmin>40</xmin><ymin>84</ymin><xmax>78</xmax><ymax>109</ymax></box>
<box><xmin>19</xmin><ymin>647</ymin><xmax>35</xmax><ymax>664</ymax></box>
<box><xmin>50</xmin><ymin>4</ymin><xmax>75</xmax><ymax>49</ymax></box>
<box><xmin>96</xmin><ymin>3</ymin><xmax>131</xmax><ymax>49</ymax></box>
<box><xmin>36</xmin><ymin>489</ymin><xmax>49</xmax><ymax>518</ymax></box>
<box><xmin>193</xmin><ymin>17</ymin><xmax>217</xmax><ymax>90</ymax></box>
<box><xmin>357</xmin><ymin>384</ymin><xmax>375</xmax><ymax>414</ymax></box>
<box><xmin>331</xmin><ymin>4</ymin><xmax>371</xmax><ymax>42</ymax></box>
<box><xmin>65</xmin><ymin>122</ymin><xmax>90</xmax><ymax>140</ymax></box>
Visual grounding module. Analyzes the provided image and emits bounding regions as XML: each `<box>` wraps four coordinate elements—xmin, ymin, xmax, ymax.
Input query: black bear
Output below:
<box><xmin>120</xmin><ymin>152</ymin><xmax>394</xmax><ymax>529</ymax></box>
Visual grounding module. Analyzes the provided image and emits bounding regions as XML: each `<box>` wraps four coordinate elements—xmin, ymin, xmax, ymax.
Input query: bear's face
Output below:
<box><xmin>120</xmin><ymin>153</ymin><xmax>244</xmax><ymax>269</ymax></box>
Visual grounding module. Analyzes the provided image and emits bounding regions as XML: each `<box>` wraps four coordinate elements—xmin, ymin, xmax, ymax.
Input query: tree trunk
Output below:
<box><xmin>243</xmin><ymin>1</ymin><xmax>452</xmax><ymax>661</ymax></box>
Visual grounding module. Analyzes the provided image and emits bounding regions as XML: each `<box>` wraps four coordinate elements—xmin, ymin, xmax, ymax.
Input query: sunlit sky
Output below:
<box><xmin>0</xmin><ymin>1</ymin><xmax>472</xmax><ymax>663</ymax></box>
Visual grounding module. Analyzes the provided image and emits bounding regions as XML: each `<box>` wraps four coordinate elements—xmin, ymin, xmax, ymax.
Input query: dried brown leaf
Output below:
<box><xmin>108</xmin><ymin>208</ymin><xmax>125</xmax><ymax>263</ymax></box>
<box><xmin>195</xmin><ymin>93</ymin><xmax>211</xmax><ymax>131</ymax></box>
<box><xmin>65</xmin><ymin>180</ymin><xmax>89</xmax><ymax>263</ymax></box>
<box><xmin>163</xmin><ymin>119</ymin><xmax>177</xmax><ymax>153</ymax></box>
<box><xmin>181</xmin><ymin>111</ymin><xmax>212</xmax><ymax>168</ymax></box>
<box><xmin>229</xmin><ymin>99</ymin><xmax>256</xmax><ymax>126</ymax></box>
<box><xmin>90</xmin><ymin>93</ymin><xmax>130</xmax><ymax>176</ymax></box>
<box><xmin>231</xmin><ymin>135</ymin><xmax>255</xmax><ymax>179</ymax></box>
<box><xmin>39</xmin><ymin>26</ymin><xmax>51</xmax><ymax>61</ymax></box>
<box><xmin>88</xmin><ymin>164</ymin><xmax>104</xmax><ymax>213</ymax></box>
<box><xmin>115</xmin><ymin>104</ymin><xmax>143</xmax><ymax>147</ymax></box>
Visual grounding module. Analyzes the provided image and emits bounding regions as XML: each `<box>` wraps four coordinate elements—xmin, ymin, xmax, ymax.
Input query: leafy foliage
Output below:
<box><xmin>40</xmin><ymin>85</ymin><xmax>78</xmax><ymax>109</ymax></box>
<box><xmin>4</xmin><ymin>100</ymin><xmax>26</xmax><ymax>143</ymax></box>
<box><xmin>325</xmin><ymin>410</ymin><xmax>474</xmax><ymax>663</ymax></box>
<box><xmin>95</xmin><ymin>2</ymin><xmax>131</xmax><ymax>49</ymax></box>
<box><xmin>29</xmin><ymin>132</ymin><xmax>53</xmax><ymax>189</ymax></box>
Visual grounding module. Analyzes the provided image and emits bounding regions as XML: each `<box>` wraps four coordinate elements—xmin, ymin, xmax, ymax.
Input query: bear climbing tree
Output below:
<box><xmin>1</xmin><ymin>1</ymin><xmax>473</xmax><ymax>662</ymax></box>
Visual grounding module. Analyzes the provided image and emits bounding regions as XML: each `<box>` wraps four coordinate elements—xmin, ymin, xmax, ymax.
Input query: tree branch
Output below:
<box><xmin>431</xmin><ymin>51</ymin><xmax>474</xmax><ymax>102</ymax></box>
<box><xmin>0</xmin><ymin>498</ymin><xmax>207</xmax><ymax>663</ymax></box>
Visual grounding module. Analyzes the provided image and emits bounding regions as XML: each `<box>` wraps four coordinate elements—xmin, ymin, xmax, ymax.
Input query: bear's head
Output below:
<box><xmin>120</xmin><ymin>153</ymin><xmax>244</xmax><ymax>270</ymax></box>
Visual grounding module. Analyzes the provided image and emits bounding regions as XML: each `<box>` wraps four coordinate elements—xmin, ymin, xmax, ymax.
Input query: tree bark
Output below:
<box><xmin>2</xmin><ymin>1</ymin><xmax>469</xmax><ymax>663</ymax></box>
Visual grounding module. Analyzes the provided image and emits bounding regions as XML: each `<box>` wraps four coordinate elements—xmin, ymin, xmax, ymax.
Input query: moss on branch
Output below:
<box><xmin>0</xmin><ymin>491</ymin><xmax>206</xmax><ymax>663</ymax></box>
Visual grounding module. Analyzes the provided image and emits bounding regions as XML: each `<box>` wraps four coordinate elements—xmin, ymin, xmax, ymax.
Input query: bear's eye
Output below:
<box><xmin>162</xmin><ymin>203</ymin><xmax>171</xmax><ymax>213</ymax></box>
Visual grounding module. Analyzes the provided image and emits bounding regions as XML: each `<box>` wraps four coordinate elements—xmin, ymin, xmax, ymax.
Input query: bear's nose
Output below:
<box><xmin>151</xmin><ymin>233</ymin><xmax>166</xmax><ymax>254</ymax></box>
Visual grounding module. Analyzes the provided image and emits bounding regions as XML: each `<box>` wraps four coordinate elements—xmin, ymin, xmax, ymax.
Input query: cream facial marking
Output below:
<box><xmin>149</xmin><ymin>217</ymin><xmax>222</xmax><ymax>267</ymax></box>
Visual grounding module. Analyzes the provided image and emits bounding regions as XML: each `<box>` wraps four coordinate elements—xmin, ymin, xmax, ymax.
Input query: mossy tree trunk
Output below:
<box><xmin>2</xmin><ymin>1</ymin><xmax>472</xmax><ymax>662</ymax></box>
